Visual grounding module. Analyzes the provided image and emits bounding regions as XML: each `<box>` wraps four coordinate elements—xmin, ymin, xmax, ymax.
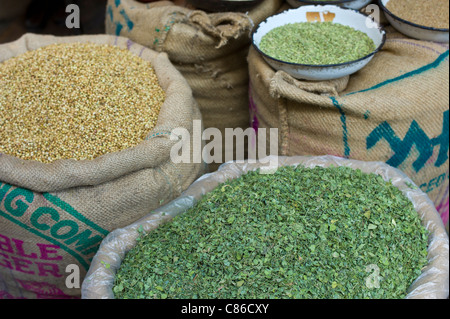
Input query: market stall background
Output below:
<box><xmin>0</xmin><ymin>0</ymin><xmax>106</xmax><ymax>44</ymax></box>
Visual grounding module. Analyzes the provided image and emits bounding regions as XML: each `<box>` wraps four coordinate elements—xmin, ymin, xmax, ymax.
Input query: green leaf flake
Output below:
<box><xmin>112</xmin><ymin>165</ymin><xmax>429</xmax><ymax>299</ymax></box>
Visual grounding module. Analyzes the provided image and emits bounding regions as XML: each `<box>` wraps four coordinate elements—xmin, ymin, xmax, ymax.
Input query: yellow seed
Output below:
<box><xmin>0</xmin><ymin>42</ymin><xmax>165</xmax><ymax>163</ymax></box>
<box><xmin>386</xmin><ymin>0</ymin><xmax>449</xmax><ymax>29</ymax></box>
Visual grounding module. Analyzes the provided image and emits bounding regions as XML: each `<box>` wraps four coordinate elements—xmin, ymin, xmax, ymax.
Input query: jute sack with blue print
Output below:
<box><xmin>0</xmin><ymin>33</ymin><xmax>205</xmax><ymax>299</ymax></box>
<box><xmin>105</xmin><ymin>0</ymin><xmax>284</xmax><ymax>171</ymax></box>
<box><xmin>248</xmin><ymin>27</ymin><xmax>449</xmax><ymax>232</ymax></box>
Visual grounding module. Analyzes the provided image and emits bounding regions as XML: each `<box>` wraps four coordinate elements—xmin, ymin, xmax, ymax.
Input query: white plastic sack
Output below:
<box><xmin>81</xmin><ymin>155</ymin><xmax>449</xmax><ymax>299</ymax></box>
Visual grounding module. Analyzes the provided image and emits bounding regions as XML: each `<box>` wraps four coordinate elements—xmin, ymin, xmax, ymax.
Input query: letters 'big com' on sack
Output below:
<box><xmin>0</xmin><ymin>33</ymin><xmax>205</xmax><ymax>299</ymax></box>
<box><xmin>248</xmin><ymin>27</ymin><xmax>449</xmax><ymax>232</ymax></box>
<box><xmin>105</xmin><ymin>0</ymin><xmax>284</xmax><ymax>171</ymax></box>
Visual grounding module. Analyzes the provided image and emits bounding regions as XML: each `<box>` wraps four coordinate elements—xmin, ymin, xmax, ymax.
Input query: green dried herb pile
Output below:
<box><xmin>258</xmin><ymin>22</ymin><xmax>376</xmax><ymax>65</ymax></box>
<box><xmin>113</xmin><ymin>166</ymin><xmax>428</xmax><ymax>299</ymax></box>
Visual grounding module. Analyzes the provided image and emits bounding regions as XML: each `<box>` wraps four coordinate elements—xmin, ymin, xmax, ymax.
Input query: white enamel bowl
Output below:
<box><xmin>379</xmin><ymin>0</ymin><xmax>449</xmax><ymax>43</ymax></box>
<box><xmin>252</xmin><ymin>5</ymin><xmax>386</xmax><ymax>81</ymax></box>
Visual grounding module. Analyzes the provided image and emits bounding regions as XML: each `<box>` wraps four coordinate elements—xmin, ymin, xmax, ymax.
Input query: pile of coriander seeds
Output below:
<box><xmin>0</xmin><ymin>42</ymin><xmax>165</xmax><ymax>163</ymax></box>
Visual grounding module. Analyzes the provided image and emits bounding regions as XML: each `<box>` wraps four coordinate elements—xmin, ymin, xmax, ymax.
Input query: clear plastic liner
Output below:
<box><xmin>81</xmin><ymin>155</ymin><xmax>449</xmax><ymax>299</ymax></box>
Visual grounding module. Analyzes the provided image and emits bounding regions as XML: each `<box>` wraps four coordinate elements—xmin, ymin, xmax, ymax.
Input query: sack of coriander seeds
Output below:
<box><xmin>0</xmin><ymin>33</ymin><xmax>205</xmax><ymax>299</ymax></box>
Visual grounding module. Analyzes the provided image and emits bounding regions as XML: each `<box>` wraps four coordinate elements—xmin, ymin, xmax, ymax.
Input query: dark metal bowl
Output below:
<box><xmin>186</xmin><ymin>0</ymin><xmax>264</xmax><ymax>12</ymax></box>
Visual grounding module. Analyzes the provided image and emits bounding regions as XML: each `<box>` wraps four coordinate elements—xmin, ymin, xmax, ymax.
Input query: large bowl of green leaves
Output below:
<box><xmin>252</xmin><ymin>5</ymin><xmax>386</xmax><ymax>81</ymax></box>
<box><xmin>81</xmin><ymin>155</ymin><xmax>449</xmax><ymax>299</ymax></box>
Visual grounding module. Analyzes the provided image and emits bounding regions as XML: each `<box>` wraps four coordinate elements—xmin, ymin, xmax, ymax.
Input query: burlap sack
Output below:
<box><xmin>105</xmin><ymin>0</ymin><xmax>284</xmax><ymax>171</ymax></box>
<box><xmin>0</xmin><ymin>33</ymin><xmax>205</xmax><ymax>299</ymax></box>
<box><xmin>248</xmin><ymin>26</ymin><xmax>450</xmax><ymax>232</ymax></box>
<box><xmin>81</xmin><ymin>155</ymin><xmax>449</xmax><ymax>299</ymax></box>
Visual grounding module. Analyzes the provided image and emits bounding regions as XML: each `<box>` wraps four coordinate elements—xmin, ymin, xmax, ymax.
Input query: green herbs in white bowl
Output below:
<box><xmin>252</xmin><ymin>5</ymin><xmax>386</xmax><ymax>81</ymax></box>
<box><xmin>259</xmin><ymin>22</ymin><xmax>376</xmax><ymax>65</ymax></box>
